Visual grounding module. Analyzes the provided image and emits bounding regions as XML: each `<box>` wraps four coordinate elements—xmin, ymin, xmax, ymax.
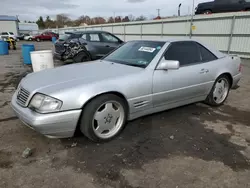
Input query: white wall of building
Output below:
<box><xmin>18</xmin><ymin>22</ymin><xmax>39</xmax><ymax>33</ymax></box>
<box><xmin>0</xmin><ymin>20</ymin><xmax>18</xmax><ymax>35</ymax></box>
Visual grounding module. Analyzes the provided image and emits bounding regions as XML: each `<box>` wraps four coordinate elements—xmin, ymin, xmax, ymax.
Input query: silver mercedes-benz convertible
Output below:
<box><xmin>11</xmin><ymin>39</ymin><xmax>242</xmax><ymax>142</ymax></box>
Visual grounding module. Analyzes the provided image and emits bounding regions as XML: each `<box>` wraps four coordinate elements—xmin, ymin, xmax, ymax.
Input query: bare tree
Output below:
<box><xmin>122</xmin><ymin>16</ymin><xmax>130</xmax><ymax>22</ymax></box>
<box><xmin>135</xmin><ymin>15</ymin><xmax>147</xmax><ymax>21</ymax></box>
<box><xmin>56</xmin><ymin>14</ymin><xmax>71</xmax><ymax>27</ymax></box>
<box><xmin>128</xmin><ymin>14</ymin><xmax>135</xmax><ymax>21</ymax></box>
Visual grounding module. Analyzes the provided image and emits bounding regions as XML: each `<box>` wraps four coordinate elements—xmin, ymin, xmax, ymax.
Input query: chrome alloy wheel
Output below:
<box><xmin>92</xmin><ymin>101</ymin><xmax>125</xmax><ymax>139</ymax></box>
<box><xmin>213</xmin><ymin>78</ymin><xmax>229</xmax><ymax>104</ymax></box>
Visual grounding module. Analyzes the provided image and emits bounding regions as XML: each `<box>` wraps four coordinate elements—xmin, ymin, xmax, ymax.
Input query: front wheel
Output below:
<box><xmin>205</xmin><ymin>75</ymin><xmax>231</xmax><ymax>106</ymax></box>
<box><xmin>203</xmin><ymin>10</ymin><xmax>212</xmax><ymax>14</ymax></box>
<box><xmin>36</xmin><ymin>38</ymin><xmax>40</xmax><ymax>42</ymax></box>
<box><xmin>80</xmin><ymin>94</ymin><xmax>128</xmax><ymax>142</ymax></box>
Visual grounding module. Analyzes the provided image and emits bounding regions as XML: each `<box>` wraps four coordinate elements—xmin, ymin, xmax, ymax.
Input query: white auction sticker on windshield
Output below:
<box><xmin>138</xmin><ymin>46</ymin><xmax>156</xmax><ymax>53</ymax></box>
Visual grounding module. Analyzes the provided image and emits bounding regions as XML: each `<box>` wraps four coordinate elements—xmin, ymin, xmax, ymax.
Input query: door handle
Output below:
<box><xmin>200</xmin><ymin>69</ymin><xmax>209</xmax><ymax>74</ymax></box>
<box><xmin>105</xmin><ymin>45</ymin><xmax>110</xmax><ymax>47</ymax></box>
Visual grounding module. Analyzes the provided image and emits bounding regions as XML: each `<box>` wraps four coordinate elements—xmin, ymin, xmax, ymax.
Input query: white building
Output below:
<box><xmin>18</xmin><ymin>22</ymin><xmax>39</xmax><ymax>34</ymax></box>
<box><xmin>0</xmin><ymin>15</ymin><xmax>18</xmax><ymax>35</ymax></box>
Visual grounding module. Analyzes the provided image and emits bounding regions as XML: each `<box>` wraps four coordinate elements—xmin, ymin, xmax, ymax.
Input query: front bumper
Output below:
<box><xmin>11</xmin><ymin>92</ymin><xmax>82</xmax><ymax>138</ymax></box>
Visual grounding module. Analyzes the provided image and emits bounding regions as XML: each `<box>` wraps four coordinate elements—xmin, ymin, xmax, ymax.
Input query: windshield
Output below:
<box><xmin>104</xmin><ymin>41</ymin><xmax>165</xmax><ymax>68</ymax></box>
<box><xmin>9</xmin><ymin>32</ymin><xmax>14</xmax><ymax>35</ymax></box>
<box><xmin>58</xmin><ymin>33</ymin><xmax>82</xmax><ymax>41</ymax></box>
<box><xmin>58</xmin><ymin>34</ymin><xmax>71</xmax><ymax>41</ymax></box>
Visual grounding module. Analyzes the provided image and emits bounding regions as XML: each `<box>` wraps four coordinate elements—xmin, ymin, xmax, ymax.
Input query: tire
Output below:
<box><xmin>36</xmin><ymin>38</ymin><xmax>40</xmax><ymax>42</ymax></box>
<box><xmin>203</xmin><ymin>10</ymin><xmax>212</xmax><ymax>14</ymax></box>
<box><xmin>205</xmin><ymin>75</ymin><xmax>231</xmax><ymax>106</ymax></box>
<box><xmin>80</xmin><ymin>94</ymin><xmax>128</xmax><ymax>142</ymax></box>
<box><xmin>28</xmin><ymin>38</ymin><xmax>32</xmax><ymax>41</ymax></box>
<box><xmin>73</xmin><ymin>51</ymin><xmax>91</xmax><ymax>63</ymax></box>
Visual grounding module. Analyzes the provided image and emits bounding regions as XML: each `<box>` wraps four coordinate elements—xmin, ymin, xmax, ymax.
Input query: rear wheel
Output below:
<box><xmin>80</xmin><ymin>94</ymin><xmax>128</xmax><ymax>142</ymax></box>
<box><xmin>28</xmin><ymin>38</ymin><xmax>32</xmax><ymax>41</ymax></box>
<box><xmin>73</xmin><ymin>51</ymin><xmax>91</xmax><ymax>63</ymax></box>
<box><xmin>205</xmin><ymin>75</ymin><xmax>231</xmax><ymax>106</ymax></box>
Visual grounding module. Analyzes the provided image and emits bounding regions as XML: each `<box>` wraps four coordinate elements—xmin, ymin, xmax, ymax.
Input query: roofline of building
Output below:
<box><xmin>0</xmin><ymin>15</ymin><xmax>18</xmax><ymax>21</ymax></box>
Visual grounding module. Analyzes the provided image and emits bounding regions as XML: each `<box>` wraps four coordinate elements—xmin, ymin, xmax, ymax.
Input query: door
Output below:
<box><xmin>100</xmin><ymin>32</ymin><xmax>122</xmax><ymax>54</ymax></box>
<box><xmin>228</xmin><ymin>0</ymin><xmax>245</xmax><ymax>11</ymax></box>
<box><xmin>214</xmin><ymin>0</ymin><xmax>242</xmax><ymax>12</ymax></box>
<box><xmin>1</xmin><ymin>32</ymin><xmax>8</xmax><ymax>38</ymax></box>
<box><xmin>86</xmin><ymin>33</ymin><xmax>106</xmax><ymax>58</ymax></box>
<box><xmin>42</xmin><ymin>32</ymin><xmax>50</xmax><ymax>40</ymax></box>
<box><xmin>152</xmin><ymin>41</ymin><xmax>209</xmax><ymax>107</ymax></box>
<box><xmin>196</xmin><ymin>42</ymin><xmax>220</xmax><ymax>93</ymax></box>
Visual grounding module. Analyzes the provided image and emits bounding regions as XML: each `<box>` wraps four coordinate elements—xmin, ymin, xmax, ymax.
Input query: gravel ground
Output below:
<box><xmin>0</xmin><ymin>41</ymin><xmax>250</xmax><ymax>188</ymax></box>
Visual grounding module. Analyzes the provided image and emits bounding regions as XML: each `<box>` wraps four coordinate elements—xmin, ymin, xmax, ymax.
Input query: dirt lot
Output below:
<box><xmin>0</xmin><ymin>41</ymin><xmax>250</xmax><ymax>188</ymax></box>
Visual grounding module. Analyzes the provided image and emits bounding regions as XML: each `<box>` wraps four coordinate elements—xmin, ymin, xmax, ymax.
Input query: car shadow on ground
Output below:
<box><xmin>57</xmin><ymin>103</ymin><xmax>250</xmax><ymax>186</ymax></box>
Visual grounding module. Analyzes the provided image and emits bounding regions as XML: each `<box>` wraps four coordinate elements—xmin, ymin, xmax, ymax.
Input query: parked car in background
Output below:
<box><xmin>11</xmin><ymin>39</ymin><xmax>242</xmax><ymax>142</ymax></box>
<box><xmin>54</xmin><ymin>30</ymin><xmax>123</xmax><ymax>63</ymax></box>
<box><xmin>24</xmin><ymin>34</ymin><xmax>33</xmax><ymax>41</ymax></box>
<box><xmin>16</xmin><ymin>33</ymin><xmax>25</xmax><ymax>41</ymax></box>
<box><xmin>33</xmin><ymin>31</ymin><xmax>59</xmax><ymax>42</ymax></box>
<box><xmin>0</xmin><ymin>32</ymin><xmax>17</xmax><ymax>41</ymax></box>
<box><xmin>195</xmin><ymin>0</ymin><xmax>250</xmax><ymax>14</ymax></box>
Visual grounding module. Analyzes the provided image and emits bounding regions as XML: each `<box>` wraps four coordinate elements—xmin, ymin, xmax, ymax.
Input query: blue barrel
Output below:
<box><xmin>0</xmin><ymin>41</ymin><xmax>9</xmax><ymax>55</ymax></box>
<box><xmin>22</xmin><ymin>44</ymin><xmax>35</xmax><ymax>65</ymax></box>
<box><xmin>52</xmin><ymin>37</ymin><xmax>57</xmax><ymax>43</ymax></box>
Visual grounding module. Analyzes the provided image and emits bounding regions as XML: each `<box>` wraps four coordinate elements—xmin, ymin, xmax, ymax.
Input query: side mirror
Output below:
<box><xmin>157</xmin><ymin>60</ymin><xmax>180</xmax><ymax>70</ymax></box>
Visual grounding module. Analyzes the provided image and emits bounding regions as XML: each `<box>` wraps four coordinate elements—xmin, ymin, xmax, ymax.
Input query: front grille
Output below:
<box><xmin>16</xmin><ymin>87</ymin><xmax>30</xmax><ymax>106</ymax></box>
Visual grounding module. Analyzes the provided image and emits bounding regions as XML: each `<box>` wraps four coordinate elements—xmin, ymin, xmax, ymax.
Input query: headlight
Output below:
<box><xmin>29</xmin><ymin>93</ymin><xmax>62</xmax><ymax>113</ymax></box>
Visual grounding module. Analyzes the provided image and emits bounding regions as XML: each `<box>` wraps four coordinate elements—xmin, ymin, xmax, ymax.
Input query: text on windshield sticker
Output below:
<box><xmin>138</xmin><ymin>47</ymin><xmax>156</xmax><ymax>53</ymax></box>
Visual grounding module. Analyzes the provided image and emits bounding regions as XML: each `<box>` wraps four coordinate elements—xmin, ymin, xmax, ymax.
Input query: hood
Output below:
<box><xmin>21</xmin><ymin>60</ymin><xmax>142</xmax><ymax>93</ymax></box>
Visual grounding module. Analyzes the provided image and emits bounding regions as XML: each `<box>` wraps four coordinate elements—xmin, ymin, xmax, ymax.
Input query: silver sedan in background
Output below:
<box><xmin>11</xmin><ymin>39</ymin><xmax>242</xmax><ymax>142</ymax></box>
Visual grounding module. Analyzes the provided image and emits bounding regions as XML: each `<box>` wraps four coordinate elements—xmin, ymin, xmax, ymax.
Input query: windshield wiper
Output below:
<box><xmin>125</xmin><ymin>63</ymin><xmax>145</xmax><ymax>68</ymax></box>
<box><xmin>105</xmin><ymin>59</ymin><xmax>146</xmax><ymax>68</ymax></box>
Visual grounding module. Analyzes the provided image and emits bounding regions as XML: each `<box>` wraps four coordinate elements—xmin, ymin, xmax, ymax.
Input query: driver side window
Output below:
<box><xmin>101</xmin><ymin>33</ymin><xmax>119</xmax><ymax>43</ymax></box>
<box><xmin>164</xmin><ymin>41</ymin><xmax>201</xmax><ymax>66</ymax></box>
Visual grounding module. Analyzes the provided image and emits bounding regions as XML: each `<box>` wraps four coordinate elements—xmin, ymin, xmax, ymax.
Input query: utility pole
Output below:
<box><xmin>156</xmin><ymin>9</ymin><xmax>160</xmax><ymax>17</ymax></box>
<box><xmin>189</xmin><ymin>0</ymin><xmax>195</xmax><ymax>38</ymax></box>
<box><xmin>113</xmin><ymin>12</ymin><xmax>116</xmax><ymax>23</ymax></box>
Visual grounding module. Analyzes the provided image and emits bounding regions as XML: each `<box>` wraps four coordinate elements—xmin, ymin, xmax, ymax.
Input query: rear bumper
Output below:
<box><xmin>11</xmin><ymin>91</ymin><xmax>82</xmax><ymax>138</ymax></box>
<box><xmin>232</xmin><ymin>73</ymin><xmax>242</xmax><ymax>89</ymax></box>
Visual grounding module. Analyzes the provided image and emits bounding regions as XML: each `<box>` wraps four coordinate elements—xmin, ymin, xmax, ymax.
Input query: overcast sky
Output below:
<box><xmin>1</xmin><ymin>0</ymin><xmax>209</xmax><ymax>21</ymax></box>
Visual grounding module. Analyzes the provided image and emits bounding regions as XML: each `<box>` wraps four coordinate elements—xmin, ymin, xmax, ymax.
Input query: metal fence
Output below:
<box><xmin>48</xmin><ymin>12</ymin><xmax>250</xmax><ymax>58</ymax></box>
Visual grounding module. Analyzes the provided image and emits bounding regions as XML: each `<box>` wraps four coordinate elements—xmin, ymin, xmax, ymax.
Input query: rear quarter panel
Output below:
<box><xmin>203</xmin><ymin>55</ymin><xmax>241</xmax><ymax>94</ymax></box>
